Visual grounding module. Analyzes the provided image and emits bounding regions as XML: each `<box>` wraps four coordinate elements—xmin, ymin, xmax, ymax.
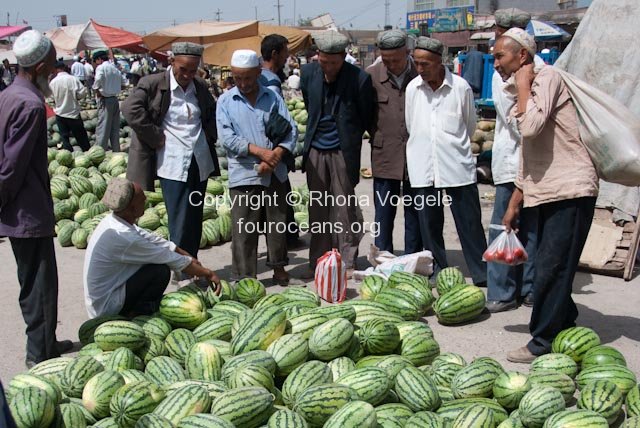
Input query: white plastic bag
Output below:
<box><xmin>483</xmin><ymin>225</ymin><xmax>528</xmax><ymax>266</ymax></box>
<box><xmin>353</xmin><ymin>245</ymin><xmax>434</xmax><ymax>281</ymax></box>
<box><xmin>555</xmin><ymin>68</ymin><xmax>640</xmax><ymax>186</ymax></box>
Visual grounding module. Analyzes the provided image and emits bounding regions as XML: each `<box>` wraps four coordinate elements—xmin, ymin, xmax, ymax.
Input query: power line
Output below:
<box><xmin>274</xmin><ymin>0</ymin><xmax>282</xmax><ymax>26</ymax></box>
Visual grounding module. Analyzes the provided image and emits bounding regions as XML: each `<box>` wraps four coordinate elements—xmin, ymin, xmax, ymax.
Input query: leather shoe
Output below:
<box><xmin>522</xmin><ymin>294</ymin><xmax>534</xmax><ymax>307</ymax></box>
<box><xmin>56</xmin><ymin>340</ymin><xmax>74</xmax><ymax>354</ymax></box>
<box><xmin>507</xmin><ymin>346</ymin><xmax>538</xmax><ymax>364</ymax></box>
<box><xmin>474</xmin><ymin>281</ymin><xmax>487</xmax><ymax>288</ymax></box>
<box><xmin>486</xmin><ymin>300</ymin><xmax>518</xmax><ymax>313</ymax></box>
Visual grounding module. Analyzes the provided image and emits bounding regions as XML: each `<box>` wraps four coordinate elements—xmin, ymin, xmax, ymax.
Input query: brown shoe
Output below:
<box><xmin>507</xmin><ymin>346</ymin><xmax>538</xmax><ymax>364</ymax></box>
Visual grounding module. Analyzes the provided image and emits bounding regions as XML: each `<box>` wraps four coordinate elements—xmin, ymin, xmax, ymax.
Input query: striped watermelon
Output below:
<box><xmin>161</xmin><ymin>380</ymin><xmax>227</xmax><ymax>402</ymax></box>
<box><xmin>120</xmin><ymin>369</ymin><xmax>149</xmax><ymax>384</ymax></box>
<box><xmin>628</xmin><ymin>385</ymin><xmax>640</xmax><ymax>417</ymax></box>
<box><xmin>209</xmin><ymin>386</ymin><xmax>274</xmax><ymax>428</ymax></box>
<box><xmin>358</xmin><ymin>275</ymin><xmax>388</xmax><ymax>300</ymax></box>
<box><xmin>375</xmin><ymin>288</ymin><xmax>422</xmax><ymax>320</ymax></box>
<box><xmin>530</xmin><ymin>353</ymin><xmax>579</xmax><ymax>379</ymax></box>
<box><xmin>437</xmin><ymin>398</ymin><xmax>509</xmax><ymax>424</ymax></box>
<box><xmin>335</xmin><ymin>367</ymin><xmax>390</xmax><ymax>406</ymax></box>
<box><xmin>54</xmin><ymin>402</ymin><xmax>88</xmax><ymax>428</ymax></box>
<box><xmin>231</xmin><ymin>305</ymin><xmax>287</xmax><ymax>355</ymax></box>
<box><xmin>105</xmin><ymin>347</ymin><xmax>138</xmax><ymax>372</ymax></box>
<box><xmin>177</xmin><ymin>414</ymin><xmax>235</xmax><ymax>427</ymax></box>
<box><xmin>406</xmin><ymin>411</ymin><xmax>447</xmax><ymax>428</ymax></box>
<box><xmin>93</xmin><ymin>321</ymin><xmax>147</xmax><ymax>352</ymax></box>
<box><xmin>153</xmin><ymin>385</ymin><xmax>211</xmax><ymax>424</ymax></box>
<box><xmin>493</xmin><ymin>371</ymin><xmax>531</xmax><ymax>410</ymax></box>
<box><xmin>82</xmin><ymin>370</ymin><xmax>125</xmax><ymax>419</ymax></box>
<box><xmin>577</xmin><ymin>380</ymin><xmax>623</xmax><ymax>424</ymax></box>
<box><xmin>78</xmin><ymin>315</ymin><xmax>127</xmax><ymax>345</ymax></box>
<box><xmin>341</xmin><ymin>300</ymin><xmax>388</xmax><ymax>313</ymax></box>
<box><xmin>432</xmin><ymin>361</ymin><xmax>465</xmax><ymax>388</ymax></box>
<box><xmin>323</xmin><ymin>400</ymin><xmax>377</xmax><ymax>428</ymax></box>
<box><xmin>282</xmin><ymin>302</ymin><xmax>314</xmax><ymax>319</ymax></box>
<box><xmin>132</xmin><ymin>316</ymin><xmax>173</xmax><ymax>341</ymax></box>
<box><xmin>159</xmin><ymin>292</ymin><xmax>208</xmax><ymax>330</ymax></box>
<box><xmin>265</xmin><ymin>333</ymin><xmax>309</xmax><ymax>376</ymax></box>
<box><xmin>89</xmin><ymin>416</ymin><xmax>118</xmax><ymax>427</ymax></box>
<box><xmin>497</xmin><ymin>417</ymin><xmax>525</xmax><ymax>428</ymax></box>
<box><xmin>400</xmin><ymin>335</ymin><xmax>440</xmax><ymax>367</ymax></box>
<box><xmin>575</xmin><ymin>364</ymin><xmax>637</xmax><ymax>396</ymax></box>
<box><xmin>309</xmin><ymin>305</ymin><xmax>357</xmax><ymax>323</ymax></box>
<box><xmin>253</xmin><ymin>294</ymin><xmax>287</xmax><ymax>310</ymax></box>
<box><xmin>9</xmin><ymin>387</ymin><xmax>56</xmax><ymax>428</ymax></box>
<box><xmin>345</xmin><ymin>334</ymin><xmax>366</xmax><ymax>362</ymax></box>
<box><xmin>541</xmin><ymin>409</ymin><xmax>609</xmax><ymax>427</ymax></box>
<box><xmin>353</xmin><ymin>307</ymin><xmax>405</xmax><ymax>326</ymax></box>
<box><xmin>551</xmin><ymin>326</ymin><xmax>601</xmax><ymax>363</ymax></box>
<box><xmin>528</xmin><ymin>370</ymin><xmax>576</xmax><ymax>404</ymax></box>
<box><xmin>394</xmin><ymin>282</ymin><xmax>434</xmax><ymax>313</ymax></box>
<box><xmin>7</xmin><ymin>373</ymin><xmax>62</xmax><ymax>405</ymax></box>
<box><xmin>202</xmin><ymin>339</ymin><xmax>231</xmax><ymax>359</ymax></box>
<box><xmin>473</xmin><ymin>357</ymin><xmax>504</xmax><ymax>373</ymax></box>
<box><xmin>164</xmin><ymin>328</ymin><xmax>196</xmax><ymax>365</ymax></box>
<box><xmin>281</xmin><ymin>287</ymin><xmax>320</xmax><ymax>305</ymax></box>
<box><xmin>109</xmin><ymin>381</ymin><xmax>166</xmax><ymax>428</ymax></box>
<box><xmin>581</xmin><ymin>345</ymin><xmax>627</xmax><ymax>369</ymax></box>
<box><xmin>28</xmin><ymin>357</ymin><xmax>73</xmax><ymax>384</ymax></box>
<box><xmin>356</xmin><ymin>355</ymin><xmax>387</xmax><ymax>369</ymax></box>
<box><xmin>209</xmin><ymin>300</ymin><xmax>250</xmax><ymax>318</ymax></box>
<box><xmin>328</xmin><ymin>357</ymin><xmax>356</xmax><ymax>381</ymax></box>
<box><xmin>227</xmin><ymin>364</ymin><xmax>275</xmax><ymax>392</ymax></box>
<box><xmin>281</xmin><ymin>361</ymin><xmax>333</xmax><ymax>407</ymax></box>
<box><xmin>293</xmin><ymin>383</ymin><xmax>355</xmax><ymax>427</ymax></box>
<box><xmin>221</xmin><ymin>351</ymin><xmax>276</xmax><ymax>383</ymax></box>
<box><xmin>60</xmin><ymin>356</ymin><xmax>104</xmax><ymax>398</ymax></box>
<box><xmin>453</xmin><ymin>404</ymin><xmax>495</xmax><ymax>428</ymax></box>
<box><xmin>185</xmin><ymin>342</ymin><xmax>222</xmax><ymax>382</ymax></box>
<box><xmin>388</xmin><ymin>271</ymin><xmax>429</xmax><ymax>289</ymax></box>
<box><xmin>230</xmin><ymin>309</ymin><xmax>254</xmax><ymax>337</ymax></box>
<box><xmin>451</xmin><ymin>362</ymin><xmax>502</xmax><ymax>399</ymax></box>
<box><xmin>266</xmin><ymin>408</ymin><xmax>309</xmax><ymax>427</ymax></box>
<box><xmin>374</xmin><ymin>355</ymin><xmax>414</xmax><ymax>388</ymax></box>
<box><xmin>396</xmin><ymin>321</ymin><xmax>434</xmax><ymax>340</ymax></box>
<box><xmin>395</xmin><ymin>366</ymin><xmax>441</xmax><ymax>412</ymax></box>
<box><xmin>145</xmin><ymin>356</ymin><xmax>186</xmax><ymax>386</ymax></box>
<box><xmin>518</xmin><ymin>386</ymin><xmax>566</xmax><ymax>428</ymax></box>
<box><xmin>134</xmin><ymin>413</ymin><xmax>175</xmax><ymax>428</ymax></box>
<box><xmin>435</xmin><ymin>267</ymin><xmax>466</xmax><ymax>296</ymax></box>
<box><xmin>375</xmin><ymin>403</ymin><xmax>415</xmax><ymax>428</ymax></box>
<box><xmin>235</xmin><ymin>278</ymin><xmax>266</xmax><ymax>308</ymax></box>
<box><xmin>136</xmin><ymin>336</ymin><xmax>169</xmax><ymax>365</ymax></box>
<box><xmin>433</xmin><ymin>285</ymin><xmax>486</xmax><ymax>325</ymax></box>
<box><xmin>308</xmin><ymin>318</ymin><xmax>354</xmax><ymax>361</ymax></box>
<box><xmin>626</xmin><ymin>416</ymin><xmax>640</xmax><ymax>428</ymax></box>
<box><xmin>358</xmin><ymin>319</ymin><xmax>400</xmax><ymax>354</ymax></box>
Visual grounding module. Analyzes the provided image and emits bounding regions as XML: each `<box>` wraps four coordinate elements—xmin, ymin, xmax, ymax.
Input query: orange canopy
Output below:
<box><xmin>143</xmin><ymin>20</ymin><xmax>259</xmax><ymax>52</ymax></box>
<box><xmin>203</xmin><ymin>23</ymin><xmax>312</xmax><ymax>66</ymax></box>
<box><xmin>44</xmin><ymin>19</ymin><xmax>143</xmax><ymax>54</ymax></box>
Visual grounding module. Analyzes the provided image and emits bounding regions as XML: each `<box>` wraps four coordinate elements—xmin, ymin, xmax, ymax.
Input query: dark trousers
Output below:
<box><xmin>487</xmin><ymin>183</ymin><xmax>539</xmax><ymax>302</ymax></box>
<box><xmin>230</xmin><ymin>176</ymin><xmax>289</xmax><ymax>279</ymax></box>
<box><xmin>527</xmin><ymin>197</ymin><xmax>596</xmax><ymax>355</ymax></box>
<box><xmin>373</xmin><ymin>177</ymin><xmax>423</xmax><ymax>254</ymax></box>
<box><xmin>9</xmin><ymin>237</ymin><xmax>59</xmax><ymax>363</ymax></box>
<box><xmin>284</xmin><ymin>178</ymin><xmax>299</xmax><ymax>242</ymax></box>
<box><xmin>414</xmin><ymin>184</ymin><xmax>487</xmax><ymax>284</ymax></box>
<box><xmin>307</xmin><ymin>148</ymin><xmax>364</xmax><ymax>269</ymax></box>
<box><xmin>160</xmin><ymin>157</ymin><xmax>207</xmax><ymax>258</ymax></box>
<box><xmin>120</xmin><ymin>264</ymin><xmax>171</xmax><ymax>316</ymax></box>
<box><xmin>56</xmin><ymin>115</ymin><xmax>91</xmax><ymax>152</ymax></box>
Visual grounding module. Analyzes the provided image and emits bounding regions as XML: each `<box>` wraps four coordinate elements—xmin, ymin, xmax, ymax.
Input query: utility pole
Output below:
<box><xmin>275</xmin><ymin>0</ymin><xmax>282</xmax><ymax>26</ymax></box>
<box><xmin>215</xmin><ymin>8</ymin><xmax>222</xmax><ymax>22</ymax></box>
<box><xmin>384</xmin><ymin>0</ymin><xmax>391</xmax><ymax>28</ymax></box>
<box><xmin>293</xmin><ymin>0</ymin><xmax>297</xmax><ymax>26</ymax></box>
<box><xmin>7</xmin><ymin>12</ymin><xmax>10</xmax><ymax>26</ymax></box>
<box><xmin>255</xmin><ymin>6</ymin><xmax>258</xmax><ymax>21</ymax></box>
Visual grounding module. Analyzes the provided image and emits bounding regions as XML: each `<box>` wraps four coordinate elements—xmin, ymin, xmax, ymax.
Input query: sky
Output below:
<box><xmin>2</xmin><ymin>0</ymin><xmax>409</xmax><ymax>35</ymax></box>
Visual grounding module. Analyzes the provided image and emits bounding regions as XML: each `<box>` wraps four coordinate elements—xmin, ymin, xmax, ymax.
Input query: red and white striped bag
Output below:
<box><xmin>314</xmin><ymin>249</ymin><xmax>347</xmax><ymax>303</ymax></box>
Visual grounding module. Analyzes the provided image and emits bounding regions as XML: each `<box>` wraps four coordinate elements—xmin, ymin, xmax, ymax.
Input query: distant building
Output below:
<box><xmin>407</xmin><ymin>0</ymin><xmax>569</xmax><ymax>14</ymax></box>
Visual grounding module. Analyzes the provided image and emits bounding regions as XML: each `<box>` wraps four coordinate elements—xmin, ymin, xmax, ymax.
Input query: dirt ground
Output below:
<box><xmin>1</xmin><ymin>144</ymin><xmax>639</xmax><ymax>384</ymax></box>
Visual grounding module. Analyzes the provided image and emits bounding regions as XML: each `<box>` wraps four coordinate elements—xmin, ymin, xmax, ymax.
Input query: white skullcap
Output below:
<box><xmin>231</xmin><ymin>49</ymin><xmax>260</xmax><ymax>68</ymax></box>
<box><xmin>502</xmin><ymin>27</ymin><xmax>537</xmax><ymax>58</ymax></box>
<box><xmin>14</xmin><ymin>30</ymin><xmax>53</xmax><ymax>68</ymax></box>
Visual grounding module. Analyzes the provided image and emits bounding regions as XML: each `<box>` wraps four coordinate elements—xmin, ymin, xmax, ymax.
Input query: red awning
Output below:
<box><xmin>0</xmin><ymin>25</ymin><xmax>31</xmax><ymax>39</ymax></box>
<box><xmin>89</xmin><ymin>19</ymin><xmax>143</xmax><ymax>50</ymax></box>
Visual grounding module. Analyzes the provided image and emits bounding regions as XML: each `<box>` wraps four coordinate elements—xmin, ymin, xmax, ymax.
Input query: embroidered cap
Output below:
<box><xmin>377</xmin><ymin>29</ymin><xmax>407</xmax><ymax>50</ymax></box>
<box><xmin>102</xmin><ymin>177</ymin><xmax>135</xmax><ymax>212</ymax></box>
<box><xmin>13</xmin><ymin>30</ymin><xmax>53</xmax><ymax>68</ymax></box>
<box><xmin>502</xmin><ymin>27</ymin><xmax>537</xmax><ymax>58</ymax></box>
<box><xmin>414</xmin><ymin>36</ymin><xmax>444</xmax><ymax>56</ymax></box>
<box><xmin>172</xmin><ymin>42</ymin><xmax>204</xmax><ymax>57</ymax></box>
<box><xmin>314</xmin><ymin>31</ymin><xmax>349</xmax><ymax>54</ymax></box>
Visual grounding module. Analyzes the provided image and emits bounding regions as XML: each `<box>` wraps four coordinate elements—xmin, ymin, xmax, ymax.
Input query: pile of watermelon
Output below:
<box><xmin>6</xmin><ymin>272</ymin><xmax>640</xmax><ymax>428</ymax></box>
<box><xmin>285</xmin><ymin>97</ymin><xmax>307</xmax><ymax>170</ymax></box>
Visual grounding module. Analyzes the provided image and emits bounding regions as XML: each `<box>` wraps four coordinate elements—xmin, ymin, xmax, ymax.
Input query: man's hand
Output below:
<box><xmin>256</xmin><ymin>162</ymin><xmax>274</xmax><ymax>176</ymax></box>
<box><xmin>502</xmin><ymin>205</ymin><xmax>520</xmax><ymax>233</ymax></box>
<box><xmin>515</xmin><ymin>63</ymin><xmax>536</xmax><ymax>90</ymax></box>
<box><xmin>207</xmin><ymin>270</ymin><xmax>222</xmax><ymax>295</ymax></box>
<box><xmin>259</xmin><ymin>148</ymin><xmax>280</xmax><ymax>168</ymax></box>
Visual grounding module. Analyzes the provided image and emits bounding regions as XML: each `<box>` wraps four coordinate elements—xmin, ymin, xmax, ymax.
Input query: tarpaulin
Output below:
<box><xmin>44</xmin><ymin>19</ymin><xmax>143</xmax><ymax>54</ymax></box>
<box><xmin>0</xmin><ymin>25</ymin><xmax>31</xmax><ymax>39</ymax></box>
<box><xmin>143</xmin><ymin>20</ymin><xmax>259</xmax><ymax>52</ymax></box>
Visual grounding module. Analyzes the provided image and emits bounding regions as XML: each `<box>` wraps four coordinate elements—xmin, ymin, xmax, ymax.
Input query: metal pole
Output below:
<box><xmin>293</xmin><ymin>0</ymin><xmax>297</xmax><ymax>26</ymax></box>
<box><xmin>275</xmin><ymin>0</ymin><xmax>282</xmax><ymax>26</ymax></box>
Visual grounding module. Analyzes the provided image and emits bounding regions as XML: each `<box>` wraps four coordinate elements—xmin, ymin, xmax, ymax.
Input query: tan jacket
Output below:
<box><xmin>514</xmin><ymin>66</ymin><xmax>598</xmax><ymax>208</ymax></box>
<box><xmin>366</xmin><ymin>60</ymin><xmax>418</xmax><ymax>181</ymax></box>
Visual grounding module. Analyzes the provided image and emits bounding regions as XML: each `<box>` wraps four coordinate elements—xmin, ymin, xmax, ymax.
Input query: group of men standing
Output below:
<box><xmin>0</xmin><ymin>5</ymin><xmax>598</xmax><ymax>369</ymax></box>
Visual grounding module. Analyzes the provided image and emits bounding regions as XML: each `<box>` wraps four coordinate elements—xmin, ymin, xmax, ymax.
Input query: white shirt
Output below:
<box><xmin>287</xmin><ymin>74</ymin><xmax>301</xmax><ymax>90</ymax></box>
<box><xmin>50</xmin><ymin>72</ymin><xmax>86</xmax><ymax>119</ymax></box>
<box><xmin>84</xmin><ymin>63</ymin><xmax>94</xmax><ymax>78</ymax></box>
<box><xmin>491</xmin><ymin>54</ymin><xmax>547</xmax><ymax>185</ymax></box>
<box><xmin>93</xmin><ymin>62</ymin><xmax>126</xmax><ymax>98</ymax></box>
<box><xmin>405</xmin><ymin>67</ymin><xmax>477</xmax><ymax>188</ymax></box>
<box><xmin>345</xmin><ymin>53</ymin><xmax>358</xmax><ymax>65</ymax></box>
<box><xmin>71</xmin><ymin>61</ymin><xmax>85</xmax><ymax>80</ymax></box>
<box><xmin>83</xmin><ymin>213</ymin><xmax>192</xmax><ymax>318</ymax></box>
<box><xmin>2</xmin><ymin>66</ymin><xmax>12</xmax><ymax>86</ymax></box>
<box><xmin>157</xmin><ymin>71</ymin><xmax>215</xmax><ymax>182</ymax></box>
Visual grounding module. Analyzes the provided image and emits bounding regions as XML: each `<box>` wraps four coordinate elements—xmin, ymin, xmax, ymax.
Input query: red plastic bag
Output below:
<box><xmin>483</xmin><ymin>225</ymin><xmax>528</xmax><ymax>266</ymax></box>
<box><xmin>314</xmin><ymin>249</ymin><xmax>347</xmax><ymax>303</ymax></box>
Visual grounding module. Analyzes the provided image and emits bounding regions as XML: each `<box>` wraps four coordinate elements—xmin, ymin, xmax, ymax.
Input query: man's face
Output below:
<box><xmin>34</xmin><ymin>48</ymin><xmax>57</xmax><ymax>97</ymax></box>
<box><xmin>232</xmin><ymin>67</ymin><xmax>261</xmax><ymax>96</ymax></box>
<box><xmin>412</xmin><ymin>49</ymin><xmax>442</xmax><ymax>83</ymax></box>
<box><xmin>318</xmin><ymin>51</ymin><xmax>345</xmax><ymax>83</ymax></box>
<box><xmin>171</xmin><ymin>55</ymin><xmax>200</xmax><ymax>88</ymax></box>
<box><xmin>2</xmin><ymin>59</ymin><xmax>9</xmax><ymax>68</ymax></box>
<box><xmin>275</xmin><ymin>44</ymin><xmax>290</xmax><ymax>70</ymax></box>
<box><xmin>493</xmin><ymin>37</ymin><xmax>526</xmax><ymax>81</ymax></box>
<box><xmin>380</xmin><ymin>47</ymin><xmax>409</xmax><ymax>77</ymax></box>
